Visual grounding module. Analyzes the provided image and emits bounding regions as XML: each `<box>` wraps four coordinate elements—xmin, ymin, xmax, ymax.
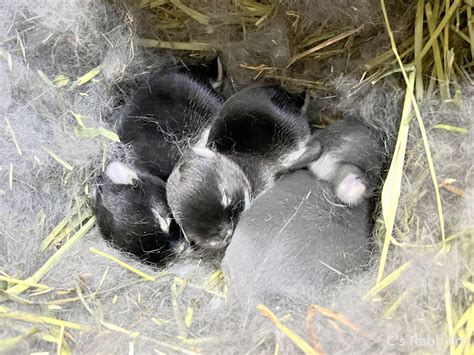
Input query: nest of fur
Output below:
<box><xmin>0</xmin><ymin>0</ymin><xmax>472</xmax><ymax>353</ymax></box>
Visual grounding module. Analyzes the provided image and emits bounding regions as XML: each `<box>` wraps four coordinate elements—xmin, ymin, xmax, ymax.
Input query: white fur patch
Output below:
<box><xmin>219</xmin><ymin>182</ymin><xmax>231</xmax><ymax>207</ymax></box>
<box><xmin>192</xmin><ymin>146</ymin><xmax>215</xmax><ymax>159</ymax></box>
<box><xmin>281</xmin><ymin>142</ymin><xmax>306</xmax><ymax>167</ymax></box>
<box><xmin>105</xmin><ymin>161</ymin><xmax>138</xmax><ymax>185</ymax></box>
<box><xmin>308</xmin><ymin>153</ymin><xmax>339</xmax><ymax>181</ymax></box>
<box><xmin>244</xmin><ymin>189</ymin><xmax>251</xmax><ymax>210</ymax></box>
<box><xmin>336</xmin><ymin>173</ymin><xmax>366</xmax><ymax>206</ymax></box>
<box><xmin>152</xmin><ymin>206</ymin><xmax>171</xmax><ymax>233</ymax></box>
<box><xmin>194</xmin><ymin>127</ymin><xmax>211</xmax><ymax>148</ymax></box>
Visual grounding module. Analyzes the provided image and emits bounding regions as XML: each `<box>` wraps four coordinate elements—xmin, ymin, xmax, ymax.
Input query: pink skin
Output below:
<box><xmin>336</xmin><ymin>173</ymin><xmax>367</xmax><ymax>206</ymax></box>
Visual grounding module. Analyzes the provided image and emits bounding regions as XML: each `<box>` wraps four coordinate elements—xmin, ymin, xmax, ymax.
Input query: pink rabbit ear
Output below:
<box><xmin>192</xmin><ymin>146</ymin><xmax>216</xmax><ymax>159</ymax></box>
<box><xmin>105</xmin><ymin>161</ymin><xmax>138</xmax><ymax>185</ymax></box>
<box><xmin>336</xmin><ymin>173</ymin><xmax>367</xmax><ymax>207</ymax></box>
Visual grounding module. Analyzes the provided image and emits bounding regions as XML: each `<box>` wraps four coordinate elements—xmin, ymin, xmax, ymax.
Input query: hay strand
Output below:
<box><xmin>74</xmin><ymin>126</ymin><xmax>120</xmax><ymax>142</ymax></box>
<box><xmin>169</xmin><ymin>0</ymin><xmax>210</xmax><ymax>26</ymax></box>
<box><xmin>6</xmin><ymin>216</ymin><xmax>96</xmax><ymax>296</ymax></box>
<box><xmin>43</xmin><ymin>148</ymin><xmax>74</xmax><ymax>171</ymax></box>
<box><xmin>415</xmin><ymin>0</ymin><xmax>461</xmax><ymax>64</ymax></box>
<box><xmin>0</xmin><ymin>306</ymin><xmax>84</xmax><ymax>330</ymax></box>
<box><xmin>73</xmin><ymin>66</ymin><xmax>102</xmax><ymax>87</ymax></box>
<box><xmin>0</xmin><ymin>327</ymin><xmax>41</xmax><ymax>351</ymax></box>
<box><xmin>4</xmin><ymin>117</ymin><xmax>22</xmax><ymax>156</ymax></box>
<box><xmin>257</xmin><ymin>304</ymin><xmax>319</xmax><ymax>355</ymax></box>
<box><xmin>137</xmin><ymin>38</ymin><xmax>213</xmax><ymax>51</ymax></box>
<box><xmin>414</xmin><ymin>0</ymin><xmax>425</xmax><ymax>101</ymax></box>
<box><xmin>75</xmin><ymin>282</ymin><xmax>139</xmax><ymax>338</ymax></box>
<box><xmin>89</xmin><ymin>247</ymin><xmax>157</xmax><ymax>281</ymax></box>
<box><xmin>287</xmin><ymin>26</ymin><xmax>363</xmax><ymax>67</ymax></box>
<box><xmin>367</xmin><ymin>261</ymin><xmax>413</xmax><ymax>299</ymax></box>
<box><xmin>377</xmin><ymin>72</ymin><xmax>415</xmax><ymax>283</ymax></box>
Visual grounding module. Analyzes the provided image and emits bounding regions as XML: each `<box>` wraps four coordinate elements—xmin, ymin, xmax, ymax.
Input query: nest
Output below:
<box><xmin>0</xmin><ymin>0</ymin><xmax>472</xmax><ymax>353</ymax></box>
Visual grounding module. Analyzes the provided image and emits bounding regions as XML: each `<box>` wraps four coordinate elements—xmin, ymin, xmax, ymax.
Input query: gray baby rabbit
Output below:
<box><xmin>222</xmin><ymin>119</ymin><xmax>383</xmax><ymax>302</ymax></box>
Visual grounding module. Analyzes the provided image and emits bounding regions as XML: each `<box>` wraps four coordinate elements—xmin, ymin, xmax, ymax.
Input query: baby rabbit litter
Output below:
<box><xmin>92</xmin><ymin>59</ymin><xmax>384</xmax><ymax>302</ymax></box>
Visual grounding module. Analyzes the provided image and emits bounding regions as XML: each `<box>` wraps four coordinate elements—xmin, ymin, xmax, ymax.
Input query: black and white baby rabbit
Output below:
<box><xmin>166</xmin><ymin>147</ymin><xmax>251</xmax><ymax>250</ymax></box>
<box><xmin>165</xmin><ymin>85</ymin><xmax>317</xmax><ymax>250</ymax></box>
<box><xmin>207</xmin><ymin>85</ymin><xmax>316</xmax><ymax>194</ymax></box>
<box><xmin>93</xmin><ymin>161</ymin><xmax>183</xmax><ymax>264</ymax></box>
<box><xmin>117</xmin><ymin>61</ymin><xmax>224</xmax><ymax>180</ymax></box>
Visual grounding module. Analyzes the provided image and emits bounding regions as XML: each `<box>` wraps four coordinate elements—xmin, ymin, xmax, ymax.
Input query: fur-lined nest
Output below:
<box><xmin>0</xmin><ymin>0</ymin><xmax>472</xmax><ymax>353</ymax></box>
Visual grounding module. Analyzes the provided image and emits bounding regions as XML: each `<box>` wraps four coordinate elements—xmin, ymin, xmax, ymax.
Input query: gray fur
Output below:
<box><xmin>223</xmin><ymin>170</ymin><xmax>372</xmax><ymax>303</ymax></box>
<box><xmin>290</xmin><ymin>118</ymin><xmax>384</xmax><ymax>206</ymax></box>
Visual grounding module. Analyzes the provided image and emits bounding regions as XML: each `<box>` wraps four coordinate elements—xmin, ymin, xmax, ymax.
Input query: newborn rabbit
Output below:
<box><xmin>93</xmin><ymin>161</ymin><xmax>183</xmax><ymax>264</ymax></box>
<box><xmin>207</xmin><ymin>85</ymin><xmax>316</xmax><ymax>194</ymax></box>
<box><xmin>290</xmin><ymin>118</ymin><xmax>384</xmax><ymax>206</ymax></box>
<box><xmin>165</xmin><ymin>85</ymin><xmax>318</xmax><ymax>250</ymax></box>
<box><xmin>117</xmin><ymin>61</ymin><xmax>224</xmax><ymax>180</ymax></box>
<box><xmin>166</xmin><ymin>147</ymin><xmax>251</xmax><ymax>250</ymax></box>
<box><xmin>222</xmin><ymin>119</ymin><xmax>383</xmax><ymax>302</ymax></box>
<box><xmin>222</xmin><ymin>170</ymin><xmax>373</xmax><ymax>303</ymax></box>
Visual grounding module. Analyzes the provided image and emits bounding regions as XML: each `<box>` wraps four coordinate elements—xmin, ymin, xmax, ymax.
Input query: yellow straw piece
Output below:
<box><xmin>75</xmin><ymin>66</ymin><xmax>102</xmax><ymax>86</ymax></box>
<box><xmin>432</xmin><ymin>124</ymin><xmax>469</xmax><ymax>133</ymax></box>
<box><xmin>257</xmin><ymin>304</ymin><xmax>319</xmax><ymax>355</ymax></box>
<box><xmin>0</xmin><ymin>275</ymin><xmax>50</xmax><ymax>291</ymax></box>
<box><xmin>74</xmin><ymin>126</ymin><xmax>120</xmax><ymax>143</ymax></box>
<box><xmin>414</xmin><ymin>0</ymin><xmax>461</xmax><ymax>64</ymax></box>
<box><xmin>43</xmin><ymin>147</ymin><xmax>74</xmax><ymax>171</ymax></box>
<box><xmin>89</xmin><ymin>247</ymin><xmax>156</xmax><ymax>281</ymax></box>
<box><xmin>53</xmin><ymin>74</ymin><xmax>69</xmax><ymax>88</ymax></box>
<box><xmin>137</xmin><ymin>38</ymin><xmax>213</xmax><ymax>51</ymax></box>
<box><xmin>169</xmin><ymin>0</ymin><xmax>210</xmax><ymax>26</ymax></box>
<box><xmin>0</xmin><ymin>305</ymin><xmax>84</xmax><ymax>330</ymax></box>
<box><xmin>445</xmin><ymin>277</ymin><xmax>455</xmax><ymax>355</ymax></box>
<box><xmin>454</xmin><ymin>304</ymin><xmax>472</xmax><ymax>334</ymax></box>
<box><xmin>287</xmin><ymin>26</ymin><xmax>363</xmax><ymax>67</ymax></box>
<box><xmin>5</xmin><ymin>117</ymin><xmax>23</xmax><ymax>156</ymax></box>
<box><xmin>367</xmin><ymin>261</ymin><xmax>413</xmax><ymax>299</ymax></box>
<box><xmin>7</xmin><ymin>216</ymin><xmax>96</xmax><ymax>295</ymax></box>
<box><xmin>377</xmin><ymin>72</ymin><xmax>415</xmax><ymax>283</ymax></box>
<box><xmin>0</xmin><ymin>327</ymin><xmax>41</xmax><ymax>351</ymax></box>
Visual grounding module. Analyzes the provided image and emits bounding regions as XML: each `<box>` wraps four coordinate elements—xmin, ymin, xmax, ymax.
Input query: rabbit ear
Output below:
<box><xmin>105</xmin><ymin>161</ymin><xmax>138</xmax><ymax>185</ymax></box>
<box><xmin>192</xmin><ymin>146</ymin><xmax>216</xmax><ymax>159</ymax></box>
<box><xmin>210</xmin><ymin>56</ymin><xmax>225</xmax><ymax>89</ymax></box>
